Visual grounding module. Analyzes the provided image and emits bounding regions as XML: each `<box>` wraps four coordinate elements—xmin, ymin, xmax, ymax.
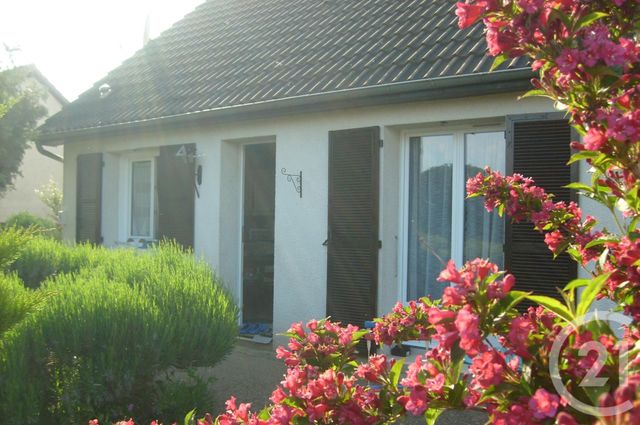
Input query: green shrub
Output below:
<box><xmin>2</xmin><ymin>211</ymin><xmax>60</xmax><ymax>240</ymax></box>
<box><xmin>152</xmin><ymin>369</ymin><xmax>214</xmax><ymax>423</ymax></box>
<box><xmin>0</xmin><ymin>272</ymin><xmax>49</xmax><ymax>338</ymax></box>
<box><xmin>10</xmin><ymin>237</ymin><xmax>107</xmax><ymax>288</ymax></box>
<box><xmin>0</xmin><ymin>226</ymin><xmax>33</xmax><ymax>271</ymax></box>
<box><xmin>0</xmin><ymin>238</ymin><xmax>238</xmax><ymax>424</ymax></box>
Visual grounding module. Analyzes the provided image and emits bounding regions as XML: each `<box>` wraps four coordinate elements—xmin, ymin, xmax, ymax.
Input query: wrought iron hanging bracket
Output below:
<box><xmin>281</xmin><ymin>168</ymin><xmax>302</xmax><ymax>198</ymax></box>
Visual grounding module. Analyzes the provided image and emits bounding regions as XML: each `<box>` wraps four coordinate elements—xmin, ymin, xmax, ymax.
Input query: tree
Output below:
<box><xmin>0</xmin><ymin>66</ymin><xmax>47</xmax><ymax>198</ymax></box>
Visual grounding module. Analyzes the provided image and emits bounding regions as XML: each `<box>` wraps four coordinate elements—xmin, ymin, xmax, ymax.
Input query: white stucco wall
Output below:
<box><xmin>0</xmin><ymin>84</ymin><xmax>65</xmax><ymax>222</ymax></box>
<box><xmin>61</xmin><ymin>92</ymin><xmax>561</xmax><ymax>338</ymax></box>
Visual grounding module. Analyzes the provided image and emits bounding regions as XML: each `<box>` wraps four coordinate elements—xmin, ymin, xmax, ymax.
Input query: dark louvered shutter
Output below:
<box><xmin>156</xmin><ymin>144</ymin><xmax>195</xmax><ymax>248</ymax></box>
<box><xmin>506</xmin><ymin>114</ymin><xmax>577</xmax><ymax>302</ymax></box>
<box><xmin>326</xmin><ymin>127</ymin><xmax>379</xmax><ymax>329</ymax></box>
<box><xmin>76</xmin><ymin>153</ymin><xmax>103</xmax><ymax>244</ymax></box>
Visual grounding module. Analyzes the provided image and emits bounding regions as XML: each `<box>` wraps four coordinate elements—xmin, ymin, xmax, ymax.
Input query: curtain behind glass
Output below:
<box><xmin>407</xmin><ymin>135</ymin><xmax>453</xmax><ymax>300</ymax></box>
<box><xmin>464</xmin><ymin>132</ymin><xmax>505</xmax><ymax>266</ymax></box>
<box><xmin>131</xmin><ymin>160</ymin><xmax>152</xmax><ymax>237</ymax></box>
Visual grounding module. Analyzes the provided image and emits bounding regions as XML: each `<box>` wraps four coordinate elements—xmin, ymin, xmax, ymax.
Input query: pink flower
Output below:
<box><xmin>556</xmin><ymin>412</ymin><xmax>579</xmax><ymax>425</ymax></box>
<box><xmin>425</xmin><ymin>373</ymin><xmax>446</xmax><ymax>393</ymax></box>
<box><xmin>398</xmin><ymin>386</ymin><xmax>429</xmax><ymax>415</ymax></box>
<box><xmin>455</xmin><ymin>306</ymin><xmax>483</xmax><ymax>355</ymax></box>
<box><xmin>438</xmin><ymin>259</ymin><xmax>462</xmax><ymax>283</ymax></box>
<box><xmin>428</xmin><ymin>307</ymin><xmax>456</xmax><ymax>325</ymax></box>
<box><xmin>528</xmin><ymin>388</ymin><xmax>560</xmax><ymax>419</ymax></box>
<box><xmin>306</xmin><ymin>319</ymin><xmax>318</xmax><ymax>331</ymax></box>
<box><xmin>517</xmin><ymin>0</ymin><xmax>543</xmax><ymax>14</ymax></box>
<box><xmin>442</xmin><ymin>286</ymin><xmax>465</xmax><ymax>306</ymax></box>
<box><xmin>305</xmin><ymin>403</ymin><xmax>328</xmax><ymax>422</ymax></box>
<box><xmin>288</xmin><ymin>322</ymin><xmax>305</xmax><ymax>338</ymax></box>
<box><xmin>488</xmin><ymin>274</ymin><xmax>516</xmax><ymax>299</ymax></box>
<box><xmin>556</xmin><ymin>48</ymin><xmax>581</xmax><ymax>73</ymax></box>
<box><xmin>470</xmin><ymin>351</ymin><xmax>504</xmax><ymax>388</ymax></box>
<box><xmin>356</xmin><ymin>355</ymin><xmax>388</xmax><ymax>382</ymax></box>
<box><xmin>544</xmin><ymin>230</ymin><xmax>564</xmax><ymax>253</ymax></box>
<box><xmin>508</xmin><ymin>317</ymin><xmax>535</xmax><ymax>358</ymax></box>
<box><xmin>486</xmin><ymin>25</ymin><xmax>518</xmax><ymax>56</ymax></box>
<box><xmin>455</xmin><ymin>2</ymin><xmax>486</xmax><ymax>29</ymax></box>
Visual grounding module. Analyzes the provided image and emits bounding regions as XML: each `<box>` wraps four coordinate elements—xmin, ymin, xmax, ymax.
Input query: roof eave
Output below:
<box><xmin>38</xmin><ymin>68</ymin><xmax>533</xmax><ymax>145</ymax></box>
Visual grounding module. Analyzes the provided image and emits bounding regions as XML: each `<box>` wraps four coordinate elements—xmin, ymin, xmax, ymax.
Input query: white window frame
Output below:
<box><xmin>118</xmin><ymin>151</ymin><xmax>157</xmax><ymax>242</ymax></box>
<box><xmin>398</xmin><ymin>125</ymin><xmax>505</xmax><ymax>303</ymax></box>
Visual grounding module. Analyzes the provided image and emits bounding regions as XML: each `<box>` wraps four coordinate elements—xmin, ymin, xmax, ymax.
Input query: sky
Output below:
<box><xmin>1</xmin><ymin>0</ymin><xmax>205</xmax><ymax>101</ymax></box>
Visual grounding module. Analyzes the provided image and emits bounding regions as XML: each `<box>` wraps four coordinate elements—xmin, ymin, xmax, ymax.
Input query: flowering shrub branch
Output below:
<box><xmin>88</xmin><ymin>1</ymin><xmax>640</xmax><ymax>424</ymax></box>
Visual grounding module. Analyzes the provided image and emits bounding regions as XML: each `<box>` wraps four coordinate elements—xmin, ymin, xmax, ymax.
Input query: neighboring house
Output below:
<box><xmin>37</xmin><ymin>0</ymin><xmax>609</xmax><ymax>339</ymax></box>
<box><xmin>0</xmin><ymin>66</ymin><xmax>67</xmax><ymax>222</ymax></box>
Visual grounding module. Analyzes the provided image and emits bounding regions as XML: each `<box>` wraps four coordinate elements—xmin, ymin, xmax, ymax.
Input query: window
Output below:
<box><xmin>130</xmin><ymin>160</ymin><xmax>154</xmax><ymax>238</ymax></box>
<box><xmin>404</xmin><ymin>130</ymin><xmax>505</xmax><ymax>300</ymax></box>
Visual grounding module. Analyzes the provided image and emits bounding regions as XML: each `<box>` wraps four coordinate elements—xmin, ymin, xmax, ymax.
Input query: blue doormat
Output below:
<box><xmin>240</xmin><ymin>322</ymin><xmax>272</xmax><ymax>337</ymax></box>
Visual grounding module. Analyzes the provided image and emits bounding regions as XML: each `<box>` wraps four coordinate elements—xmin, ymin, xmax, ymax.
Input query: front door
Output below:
<box><xmin>242</xmin><ymin>143</ymin><xmax>276</xmax><ymax>325</ymax></box>
<box><xmin>326</xmin><ymin>127</ymin><xmax>380</xmax><ymax>328</ymax></box>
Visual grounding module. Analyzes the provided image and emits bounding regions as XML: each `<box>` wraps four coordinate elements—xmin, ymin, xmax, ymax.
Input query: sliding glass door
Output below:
<box><xmin>405</xmin><ymin>130</ymin><xmax>505</xmax><ymax>301</ymax></box>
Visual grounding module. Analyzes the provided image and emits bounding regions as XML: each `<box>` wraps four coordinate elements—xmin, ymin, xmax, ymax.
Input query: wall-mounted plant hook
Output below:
<box><xmin>281</xmin><ymin>168</ymin><xmax>302</xmax><ymax>198</ymax></box>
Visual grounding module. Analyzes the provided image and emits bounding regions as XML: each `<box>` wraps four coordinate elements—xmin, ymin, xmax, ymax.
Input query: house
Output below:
<box><xmin>0</xmin><ymin>66</ymin><xmax>67</xmax><ymax>222</ymax></box>
<box><xmin>37</xmin><ymin>0</ymin><xmax>607</xmax><ymax>341</ymax></box>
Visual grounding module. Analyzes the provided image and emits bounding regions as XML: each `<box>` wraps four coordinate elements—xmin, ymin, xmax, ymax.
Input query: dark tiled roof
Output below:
<box><xmin>40</xmin><ymin>0</ymin><xmax>529</xmax><ymax>136</ymax></box>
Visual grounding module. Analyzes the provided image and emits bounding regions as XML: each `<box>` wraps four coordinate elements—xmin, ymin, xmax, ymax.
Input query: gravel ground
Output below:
<box><xmin>205</xmin><ymin>340</ymin><xmax>488</xmax><ymax>424</ymax></box>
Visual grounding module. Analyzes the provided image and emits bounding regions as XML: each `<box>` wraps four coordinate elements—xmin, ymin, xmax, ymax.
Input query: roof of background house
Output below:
<box><xmin>24</xmin><ymin>65</ymin><xmax>69</xmax><ymax>107</ymax></box>
<box><xmin>39</xmin><ymin>0</ymin><xmax>531</xmax><ymax>141</ymax></box>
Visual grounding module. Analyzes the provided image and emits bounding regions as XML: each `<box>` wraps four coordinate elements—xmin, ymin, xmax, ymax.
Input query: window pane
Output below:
<box><xmin>464</xmin><ymin>132</ymin><xmax>505</xmax><ymax>266</ymax></box>
<box><xmin>407</xmin><ymin>135</ymin><xmax>453</xmax><ymax>300</ymax></box>
<box><xmin>131</xmin><ymin>160</ymin><xmax>152</xmax><ymax>237</ymax></box>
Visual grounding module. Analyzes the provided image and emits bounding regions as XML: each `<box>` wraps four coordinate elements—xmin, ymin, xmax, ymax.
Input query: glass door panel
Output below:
<box><xmin>407</xmin><ymin>135</ymin><xmax>454</xmax><ymax>300</ymax></box>
<box><xmin>463</xmin><ymin>132</ymin><xmax>506</xmax><ymax>266</ymax></box>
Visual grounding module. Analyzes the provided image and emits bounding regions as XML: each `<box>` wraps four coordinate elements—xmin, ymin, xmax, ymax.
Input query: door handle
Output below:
<box><xmin>323</xmin><ymin>228</ymin><xmax>332</xmax><ymax>246</ymax></box>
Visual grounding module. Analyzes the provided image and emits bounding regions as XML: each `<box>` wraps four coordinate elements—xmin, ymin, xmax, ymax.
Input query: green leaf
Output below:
<box><xmin>389</xmin><ymin>358</ymin><xmax>405</xmax><ymax>388</ymax></box>
<box><xmin>581</xmin><ymin>385</ymin><xmax>610</xmax><ymax>406</ymax></box>
<box><xmin>584</xmin><ymin>65</ymin><xmax>620</xmax><ymax>78</ymax></box>
<box><xmin>490</xmin><ymin>53</ymin><xmax>509</xmax><ymax>71</ymax></box>
<box><xmin>184</xmin><ymin>409</ymin><xmax>197</xmax><ymax>425</ymax></box>
<box><xmin>449</xmin><ymin>382</ymin><xmax>467</xmax><ymax>406</ymax></box>
<box><xmin>258</xmin><ymin>407</ymin><xmax>271</xmax><ymax>421</ymax></box>
<box><xmin>548</xmin><ymin>8</ymin><xmax>572</xmax><ymax>29</ymax></box>
<box><xmin>564</xmin><ymin>182</ymin><xmax>594</xmax><ymax>193</ymax></box>
<box><xmin>490</xmin><ymin>290</ymin><xmax>528</xmax><ymax>318</ymax></box>
<box><xmin>352</xmin><ymin>329</ymin><xmax>369</xmax><ymax>342</ymax></box>
<box><xmin>526</xmin><ymin>295</ymin><xmax>574</xmax><ymax>322</ymax></box>
<box><xmin>519</xmin><ymin>89</ymin><xmax>549</xmax><ymax>99</ymax></box>
<box><xmin>585</xmin><ymin>237</ymin><xmax>618</xmax><ymax>249</ymax></box>
<box><xmin>425</xmin><ymin>407</ymin><xmax>446</xmax><ymax>425</ymax></box>
<box><xmin>576</xmin><ymin>273</ymin><xmax>610</xmax><ymax>317</ymax></box>
<box><xmin>450</xmin><ymin>344</ymin><xmax>466</xmax><ymax>382</ymax></box>
<box><xmin>628</xmin><ymin>217</ymin><xmax>639</xmax><ymax>233</ymax></box>
<box><xmin>584</xmin><ymin>313</ymin><xmax>614</xmax><ymax>337</ymax></box>
<box><xmin>564</xmin><ymin>278</ymin><xmax>591</xmax><ymax>292</ymax></box>
<box><xmin>566</xmin><ymin>246</ymin><xmax>583</xmax><ymax>264</ymax></box>
<box><xmin>568</xmin><ymin>150</ymin><xmax>600</xmax><ymax>164</ymax></box>
<box><xmin>575</xmin><ymin>12</ymin><xmax>608</xmax><ymax>30</ymax></box>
